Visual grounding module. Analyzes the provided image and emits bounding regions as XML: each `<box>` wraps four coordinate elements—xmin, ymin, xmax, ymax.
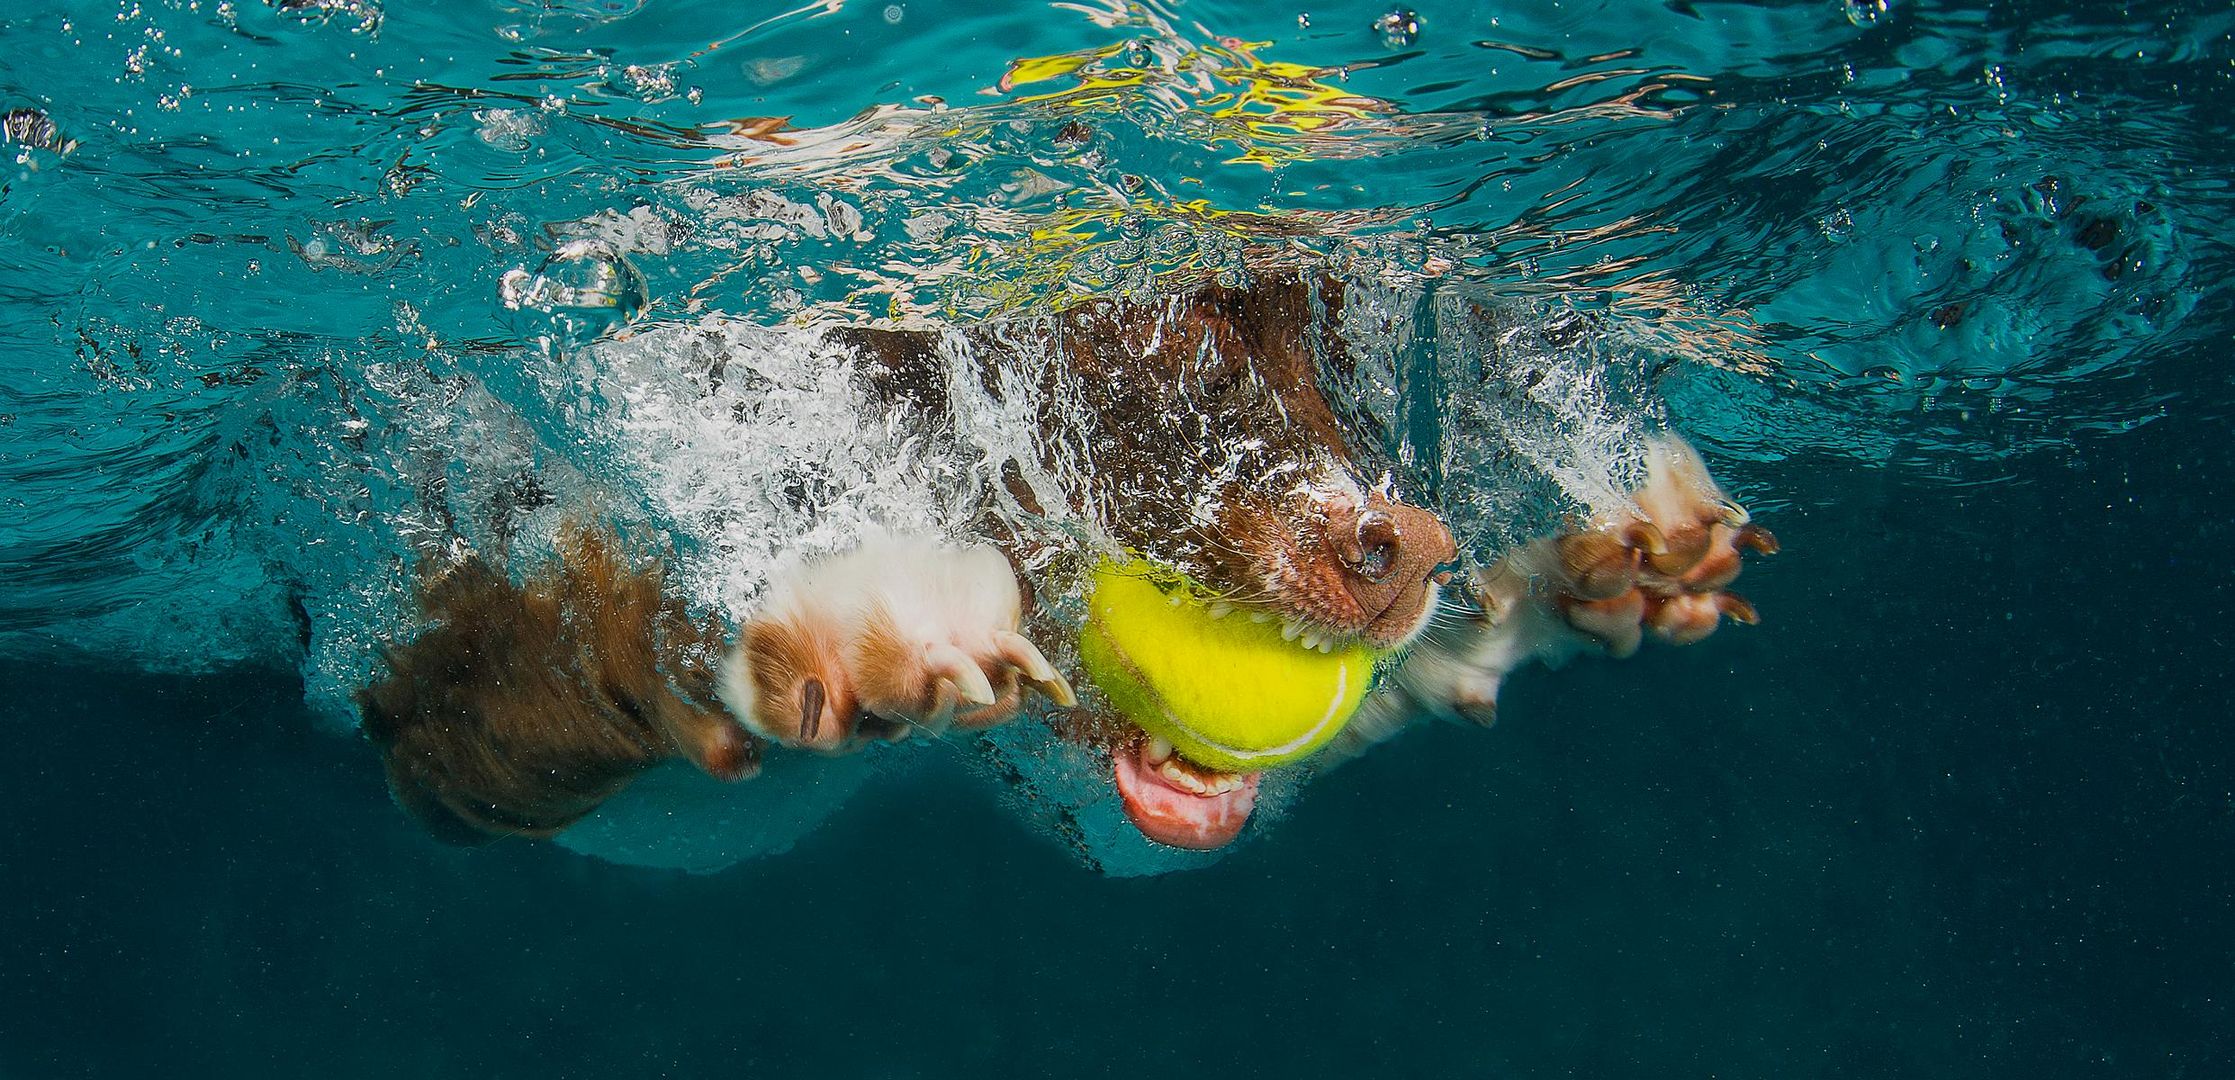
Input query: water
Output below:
<box><xmin>2</xmin><ymin>0</ymin><xmax>2231</xmax><ymax>1075</ymax></box>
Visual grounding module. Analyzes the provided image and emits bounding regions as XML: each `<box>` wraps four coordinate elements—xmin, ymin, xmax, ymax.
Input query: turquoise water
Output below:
<box><xmin>3</xmin><ymin>0</ymin><xmax>2232</xmax><ymax>1075</ymax></box>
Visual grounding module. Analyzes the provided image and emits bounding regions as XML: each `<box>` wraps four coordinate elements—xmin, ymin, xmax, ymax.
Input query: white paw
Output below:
<box><xmin>717</xmin><ymin>535</ymin><xmax>1076</xmax><ymax>752</ymax></box>
<box><xmin>1542</xmin><ymin>434</ymin><xmax>1775</xmax><ymax>656</ymax></box>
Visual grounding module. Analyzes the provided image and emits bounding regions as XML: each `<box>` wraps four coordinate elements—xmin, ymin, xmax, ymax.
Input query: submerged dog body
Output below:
<box><xmin>359</xmin><ymin>274</ymin><xmax>1771</xmax><ymax>850</ymax></box>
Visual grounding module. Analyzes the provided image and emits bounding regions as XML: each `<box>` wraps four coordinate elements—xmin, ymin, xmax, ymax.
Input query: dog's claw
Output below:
<box><xmin>994</xmin><ymin>629</ymin><xmax>1077</xmax><ymax>708</ymax></box>
<box><xmin>925</xmin><ymin>642</ymin><xmax>998</xmax><ymax>707</ymax></box>
<box><xmin>1736</xmin><ymin>523</ymin><xmax>1780</xmax><ymax>556</ymax></box>
<box><xmin>1716</xmin><ymin>591</ymin><xmax>1759</xmax><ymax>625</ymax></box>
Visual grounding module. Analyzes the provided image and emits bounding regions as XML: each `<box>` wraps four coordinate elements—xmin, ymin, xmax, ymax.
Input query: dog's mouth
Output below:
<box><xmin>1083</xmin><ymin>483</ymin><xmax>1458</xmax><ymax>851</ymax></box>
<box><xmin>1110</xmin><ymin>733</ymin><xmax>1264</xmax><ymax>850</ymax></box>
<box><xmin>1082</xmin><ymin>569</ymin><xmax>1395</xmax><ymax>852</ymax></box>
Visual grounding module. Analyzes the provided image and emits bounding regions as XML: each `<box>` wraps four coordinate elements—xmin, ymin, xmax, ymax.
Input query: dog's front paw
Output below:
<box><xmin>1331</xmin><ymin>435</ymin><xmax>1774</xmax><ymax>761</ymax></box>
<box><xmin>1540</xmin><ymin>434</ymin><xmax>1777</xmax><ymax>656</ymax></box>
<box><xmin>718</xmin><ymin>536</ymin><xmax>1076</xmax><ymax>752</ymax></box>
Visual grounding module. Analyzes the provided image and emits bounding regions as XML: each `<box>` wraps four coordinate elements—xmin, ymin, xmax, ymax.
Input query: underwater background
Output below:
<box><xmin>2</xmin><ymin>0</ymin><xmax>2231</xmax><ymax>1075</ymax></box>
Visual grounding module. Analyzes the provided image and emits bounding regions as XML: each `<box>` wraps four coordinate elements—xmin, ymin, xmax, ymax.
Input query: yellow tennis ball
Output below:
<box><xmin>1078</xmin><ymin>559</ymin><xmax>1379</xmax><ymax>773</ymax></box>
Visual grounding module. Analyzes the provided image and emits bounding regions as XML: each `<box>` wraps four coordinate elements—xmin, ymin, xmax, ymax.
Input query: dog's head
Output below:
<box><xmin>1031</xmin><ymin>275</ymin><xmax>1455</xmax><ymax>645</ymax></box>
<box><xmin>838</xmin><ymin>273</ymin><xmax>1454</xmax><ymax>851</ymax></box>
<box><xmin>1009</xmin><ymin>275</ymin><xmax>1456</xmax><ymax>849</ymax></box>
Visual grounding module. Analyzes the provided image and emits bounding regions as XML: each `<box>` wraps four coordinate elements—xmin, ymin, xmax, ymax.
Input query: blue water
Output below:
<box><xmin>3</xmin><ymin>0</ymin><xmax>2232</xmax><ymax>1075</ymax></box>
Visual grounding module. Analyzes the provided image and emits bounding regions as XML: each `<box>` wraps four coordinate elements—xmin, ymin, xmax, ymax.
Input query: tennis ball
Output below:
<box><xmin>1078</xmin><ymin>559</ymin><xmax>1379</xmax><ymax>773</ymax></box>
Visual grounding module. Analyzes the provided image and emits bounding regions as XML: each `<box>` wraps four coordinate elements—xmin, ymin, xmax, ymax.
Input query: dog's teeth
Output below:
<box><xmin>1318</xmin><ymin>638</ymin><xmax>1335</xmax><ymax>654</ymax></box>
<box><xmin>1145</xmin><ymin>736</ymin><xmax>1175</xmax><ymax>764</ymax></box>
<box><xmin>1281</xmin><ymin>620</ymin><xmax>1302</xmax><ymax>641</ymax></box>
<box><xmin>1206</xmin><ymin>601</ymin><xmax>1233</xmax><ymax>620</ymax></box>
<box><xmin>1159</xmin><ymin>759</ymin><xmax>1208</xmax><ymax>794</ymax></box>
<box><xmin>1248</xmin><ymin>611</ymin><xmax>1272</xmax><ymax>623</ymax></box>
<box><xmin>1300</xmin><ymin>631</ymin><xmax>1322</xmax><ymax>651</ymax></box>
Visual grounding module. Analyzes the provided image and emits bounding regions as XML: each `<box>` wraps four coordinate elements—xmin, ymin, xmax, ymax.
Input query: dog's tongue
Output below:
<box><xmin>1111</xmin><ymin>743</ymin><xmax>1262</xmax><ymax>850</ymax></box>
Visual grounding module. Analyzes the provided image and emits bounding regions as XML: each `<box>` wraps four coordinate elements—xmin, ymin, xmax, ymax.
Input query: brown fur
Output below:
<box><xmin>840</xmin><ymin>274</ymin><xmax>1350</xmax><ymax>509</ymax></box>
<box><xmin>359</xmin><ymin>528</ymin><xmax>757</xmax><ymax>844</ymax></box>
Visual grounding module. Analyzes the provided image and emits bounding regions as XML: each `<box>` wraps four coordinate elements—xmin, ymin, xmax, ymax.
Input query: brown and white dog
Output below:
<box><xmin>359</xmin><ymin>273</ymin><xmax>1770</xmax><ymax>849</ymax></box>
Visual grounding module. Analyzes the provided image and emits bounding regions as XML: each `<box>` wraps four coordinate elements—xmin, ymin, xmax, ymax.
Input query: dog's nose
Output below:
<box><xmin>1331</xmin><ymin>497</ymin><xmax>1455</xmax><ymax>588</ymax></box>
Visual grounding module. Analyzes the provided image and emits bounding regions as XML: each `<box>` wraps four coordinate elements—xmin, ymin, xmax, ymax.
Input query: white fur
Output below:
<box><xmin>714</xmin><ymin>662</ymin><xmax>764</xmax><ymax>744</ymax></box>
<box><xmin>1637</xmin><ymin>433</ymin><xmax>1741</xmax><ymax>531</ymax></box>
<box><xmin>715</xmin><ymin>534</ymin><xmax>1023</xmax><ymax>733</ymax></box>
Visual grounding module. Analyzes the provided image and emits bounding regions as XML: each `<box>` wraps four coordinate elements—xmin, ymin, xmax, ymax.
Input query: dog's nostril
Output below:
<box><xmin>1350</xmin><ymin>511</ymin><xmax>1400</xmax><ymax>583</ymax></box>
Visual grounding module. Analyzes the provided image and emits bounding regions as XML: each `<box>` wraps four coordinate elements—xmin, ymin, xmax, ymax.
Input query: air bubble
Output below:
<box><xmin>1374</xmin><ymin>8</ymin><xmax>1419</xmax><ymax>48</ymax></box>
<box><xmin>499</xmin><ymin>239</ymin><xmax>648</xmax><ymax>348</ymax></box>
<box><xmin>1843</xmin><ymin>0</ymin><xmax>1889</xmax><ymax>27</ymax></box>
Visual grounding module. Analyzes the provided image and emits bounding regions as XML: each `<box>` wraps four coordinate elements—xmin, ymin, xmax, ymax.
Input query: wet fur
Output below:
<box><xmin>363</xmin><ymin>275</ymin><xmax>1455</xmax><ymax>841</ymax></box>
<box><xmin>359</xmin><ymin>529</ymin><xmax>754</xmax><ymax>844</ymax></box>
<box><xmin>837</xmin><ymin>273</ymin><xmax>1453</xmax><ymax>646</ymax></box>
<box><xmin>714</xmin><ymin>536</ymin><xmax>1063</xmax><ymax>753</ymax></box>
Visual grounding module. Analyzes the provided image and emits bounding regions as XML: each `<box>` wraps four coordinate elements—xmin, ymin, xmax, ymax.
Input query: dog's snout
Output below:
<box><xmin>1320</xmin><ymin>494</ymin><xmax>1458</xmax><ymax>647</ymax></box>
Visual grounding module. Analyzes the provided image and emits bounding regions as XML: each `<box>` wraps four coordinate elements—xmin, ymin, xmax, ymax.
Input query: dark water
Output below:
<box><xmin>5</xmin><ymin>382</ymin><xmax>2228</xmax><ymax>1077</ymax></box>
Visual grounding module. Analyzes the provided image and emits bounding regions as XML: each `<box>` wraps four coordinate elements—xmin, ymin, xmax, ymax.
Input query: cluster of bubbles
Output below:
<box><xmin>270</xmin><ymin>0</ymin><xmax>385</xmax><ymax>35</ymax></box>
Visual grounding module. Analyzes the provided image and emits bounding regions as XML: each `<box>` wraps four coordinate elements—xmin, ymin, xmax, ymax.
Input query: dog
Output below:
<box><xmin>359</xmin><ymin>272</ymin><xmax>1771</xmax><ymax>849</ymax></box>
